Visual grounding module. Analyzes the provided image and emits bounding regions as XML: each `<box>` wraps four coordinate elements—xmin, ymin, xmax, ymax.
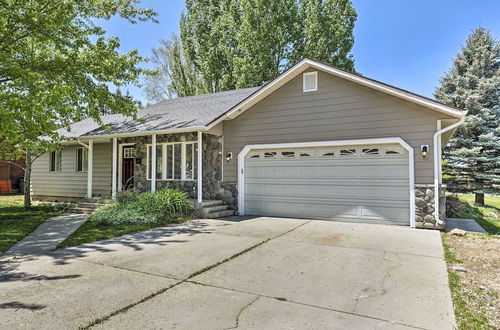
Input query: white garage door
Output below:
<box><xmin>243</xmin><ymin>143</ymin><xmax>410</xmax><ymax>225</ymax></box>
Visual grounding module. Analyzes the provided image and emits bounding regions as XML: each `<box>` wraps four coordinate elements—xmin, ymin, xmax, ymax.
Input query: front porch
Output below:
<box><xmin>80</xmin><ymin>131</ymin><xmax>237</xmax><ymax>210</ymax></box>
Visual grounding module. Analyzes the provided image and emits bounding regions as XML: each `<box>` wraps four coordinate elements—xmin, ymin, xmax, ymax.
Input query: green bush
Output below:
<box><xmin>115</xmin><ymin>189</ymin><xmax>139</xmax><ymax>204</ymax></box>
<box><xmin>446</xmin><ymin>195</ymin><xmax>482</xmax><ymax>219</ymax></box>
<box><xmin>89</xmin><ymin>189</ymin><xmax>194</xmax><ymax>225</ymax></box>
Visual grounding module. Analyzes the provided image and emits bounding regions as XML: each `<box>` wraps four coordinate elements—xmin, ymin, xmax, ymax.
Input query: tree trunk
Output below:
<box><xmin>474</xmin><ymin>192</ymin><xmax>485</xmax><ymax>206</ymax></box>
<box><xmin>24</xmin><ymin>149</ymin><xmax>32</xmax><ymax>210</ymax></box>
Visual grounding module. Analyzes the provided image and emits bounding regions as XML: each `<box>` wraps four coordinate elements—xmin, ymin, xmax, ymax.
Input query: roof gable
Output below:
<box><xmin>209</xmin><ymin>59</ymin><xmax>464</xmax><ymax>128</ymax></box>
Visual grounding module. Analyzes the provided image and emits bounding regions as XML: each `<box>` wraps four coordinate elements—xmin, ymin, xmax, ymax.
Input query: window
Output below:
<box><xmin>123</xmin><ymin>147</ymin><xmax>134</xmax><ymax>158</ymax></box>
<box><xmin>49</xmin><ymin>150</ymin><xmax>62</xmax><ymax>172</ymax></box>
<box><xmin>264</xmin><ymin>152</ymin><xmax>277</xmax><ymax>158</ymax></box>
<box><xmin>281</xmin><ymin>151</ymin><xmax>295</xmax><ymax>158</ymax></box>
<box><xmin>76</xmin><ymin>148</ymin><xmax>88</xmax><ymax>172</ymax></box>
<box><xmin>322</xmin><ymin>151</ymin><xmax>335</xmax><ymax>157</ymax></box>
<box><xmin>385</xmin><ymin>147</ymin><xmax>403</xmax><ymax>155</ymax></box>
<box><xmin>340</xmin><ymin>149</ymin><xmax>357</xmax><ymax>156</ymax></box>
<box><xmin>147</xmin><ymin>142</ymin><xmax>198</xmax><ymax>181</ymax></box>
<box><xmin>300</xmin><ymin>152</ymin><xmax>311</xmax><ymax>157</ymax></box>
<box><xmin>303</xmin><ymin>71</ymin><xmax>318</xmax><ymax>92</ymax></box>
<box><xmin>362</xmin><ymin>148</ymin><xmax>379</xmax><ymax>156</ymax></box>
<box><xmin>250</xmin><ymin>154</ymin><xmax>260</xmax><ymax>159</ymax></box>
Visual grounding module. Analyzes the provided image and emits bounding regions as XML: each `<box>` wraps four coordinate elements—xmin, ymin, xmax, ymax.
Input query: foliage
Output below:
<box><xmin>146</xmin><ymin>0</ymin><xmax>357</xmax><ymax>99</ymax></box>
<box><xmin>0</xmin><ymin>195</ymin><xmax>66</xmax><ymax>254</ymax></box>
<box><xmin>435</xmin><ymin>28</ymin><xmax>500</xmax><ymax>198</ymax></box>
<box><xmin>446</xmin><ymin>194</ymin><xmax>500</xmax><ymax>235</ymax></box>
<box><xmin>0</xmin><ymin>0</ymin><xmax>157</xmax><ymax>208</ymax></box>
<box><xmin>115</xmin><ymin>189</ymin><xmax>140</xmax><ymax>204</ymax></box>
<box><xmin>89</xmin><ymin>189</ymin><xmax>194</xmax><ymax>225</ymax></box>
<box><xmin>144</xmin><ymin>34</ymin><xmax>208</xmax><ymax>101</ymax></box>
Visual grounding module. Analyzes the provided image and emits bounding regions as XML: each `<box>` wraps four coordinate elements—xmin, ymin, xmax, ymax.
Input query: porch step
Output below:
<box><xmin>70</xmin><ymin>207</ymin><xmax>96</xmax><ymax>215</ymax></box>
<box><xmin>70</xmin><ymin>198</ymin><xmax>113</xmax><ymax>215</ymax></box>
<box><xmin>198</xmin><ymin>200</ymin><xmax>224</xmax><ymax>207</ymax></box>
<box><xmin>207</xmin><ymin>209</ymin><xmax>235</xmax><ymax>218</ymax></box>
<box><xmin>204</xmin><ymin>205</ymin><xmax>230</xmax><ymax>213</ymax></box>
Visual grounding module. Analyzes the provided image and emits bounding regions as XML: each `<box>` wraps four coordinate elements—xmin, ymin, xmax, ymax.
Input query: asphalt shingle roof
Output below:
<box><xmin>57</xmin><ymin>87</ymin><xmax>260</xmax><ymax>139</ymax></box>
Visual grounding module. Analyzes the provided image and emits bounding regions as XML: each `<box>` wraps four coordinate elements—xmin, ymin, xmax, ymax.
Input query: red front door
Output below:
<box><xmin>122</xmin><ymin>147</ymin><xmax>134</xmax><ymax>190</ymax></box>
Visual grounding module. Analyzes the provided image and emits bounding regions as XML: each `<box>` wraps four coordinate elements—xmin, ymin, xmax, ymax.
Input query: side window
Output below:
<box><xmin>50</xmin><ymin>150</ymin><xmax>62</xmax><ymax>172</ymax></box>
<box><xmin>76</xmin><ymin>148</ymin><xmax>88</xmax><ymax>172</ymax></box>
<box><xmin>339</xmin><ymin>149</ymin><xmax>357</xmax><ymax>157</ymax></box>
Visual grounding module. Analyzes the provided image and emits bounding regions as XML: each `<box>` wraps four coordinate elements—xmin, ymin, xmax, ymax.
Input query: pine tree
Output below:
<box><xmin>435</xmin><ymin>28</ymin><xmax>500</xmax><ymax>205</ymax></box>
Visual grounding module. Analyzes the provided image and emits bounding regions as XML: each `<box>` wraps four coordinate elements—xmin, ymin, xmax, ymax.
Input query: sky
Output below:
<box><xmin>99</xmin><ymin>0</ymin><xmax>500</xmax><ymax>104</ymax></box>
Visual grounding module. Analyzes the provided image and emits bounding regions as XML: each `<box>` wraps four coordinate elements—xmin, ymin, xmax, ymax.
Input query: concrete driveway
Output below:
<box><xmin>0</xmin><ymin>217</ymin><xmax>455</xmax><ymax>329</ymax></box>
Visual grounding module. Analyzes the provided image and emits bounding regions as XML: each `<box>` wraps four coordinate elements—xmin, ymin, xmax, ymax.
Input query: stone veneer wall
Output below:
<box><xmin>415</xmin><ymin>184</ymin><xmax>446</xmax><ymax>229</ymax></box>
<box><xmin>124</xmin><ymin>133</ymin><xmax>237</xmax><ymax>209</ymax></box>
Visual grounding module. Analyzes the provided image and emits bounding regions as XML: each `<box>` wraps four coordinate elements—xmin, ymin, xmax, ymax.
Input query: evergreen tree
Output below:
<box><xmin>151</xmin><ymin>0</ymin><xmax>356</xmax><ymax>99</ymax></box>
<box><xmin>435</xmin><ymin>28</ymin><xmax>500</xmax><ymax>205</ymax></box>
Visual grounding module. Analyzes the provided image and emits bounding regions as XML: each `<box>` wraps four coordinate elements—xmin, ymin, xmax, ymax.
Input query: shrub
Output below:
<box><xmin>115</xmin><ymin>189</ymin><xmax>139</xmax><ymax>204</ymax></box>
<box><xmin>446</xmin><ymin>195</ymin><xmax>482</xmax><ymax>219</ymax></box>
<box><xmin>89</xmin><ymin>188</ymin><xmax>194</xmax><ymax>225</ymax></box>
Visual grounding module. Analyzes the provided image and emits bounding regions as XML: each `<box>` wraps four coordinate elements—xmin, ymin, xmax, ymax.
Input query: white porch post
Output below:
<box><xmin>197</xmin><ymin>131</ymin><xmax>203</xmax><ymax>204</ymax></box>
<box><xmin>112</xmin><ymin>138</ymin><xmax>118</xmax><ymax>199</ymax></box>
<box><xmin>151</xmin><ymin>134</ymin><xmax>157</xmax><ymax>192</ymax></box>
<box><xmin>87</xmin><ymin>139</ymin><xmax>93</xmax><ymax>198</ymax></box>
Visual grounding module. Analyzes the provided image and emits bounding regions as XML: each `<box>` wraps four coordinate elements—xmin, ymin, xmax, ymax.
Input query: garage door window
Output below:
<box><xmin>362</xmin><ymin>148</ymin><xmax>379</xmax><ymax>156</ymax></box>
<box><xmin>339</xmin><ymin>149</ymin><xmax>357</xmax><ymax>156</ymax></box>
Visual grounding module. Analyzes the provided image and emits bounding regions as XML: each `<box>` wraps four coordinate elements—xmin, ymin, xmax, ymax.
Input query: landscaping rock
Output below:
<box><xmin>452</xmin><ymin>266</ymin><xmax>468</xmax><ymax>273</ymax></box>
<box><xmin>450</xmin><ymin>228</ymin><xmax>467</xmax><ymax>236</ymax></box>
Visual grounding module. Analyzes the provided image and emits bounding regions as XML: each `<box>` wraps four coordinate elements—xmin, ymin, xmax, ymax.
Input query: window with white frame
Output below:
<box><xmin>76</xmin><ymin>147</ymin><xmax>88</xmax><ymax>172</ymax></box>
<box><xmin>147</xmin><ymin>142</ymin><xmax>198</xmax><ymax>180</ymax></box>
<box><xmin>49</xmin><ymin>150</ymin><xmax>62</xmax><ymax>172</ymax></box>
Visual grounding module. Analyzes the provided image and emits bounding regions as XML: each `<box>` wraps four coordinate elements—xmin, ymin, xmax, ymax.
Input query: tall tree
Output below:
<box><xmin>435</xmin><ymin>28</ymin><xmax>500</xmax><ymax>205</ymax></box>
<box><xmin>145</xmin><ymin>34</ymin><xmax>207</xmax><ymax>101</ymax></box>
<box><xmin>292</xmin><ymin>0</ymin><xmax>356</xmax><ymax>71</ymax></box>
<box><xmin>165</xmin><ymin>0</ymin><xmax>356</xmax><ymax>99</ymax></box>
<box><xmin>0</xmin><ymin>0</ymin><xmax>157</xmax><ymax>208</ymax></box>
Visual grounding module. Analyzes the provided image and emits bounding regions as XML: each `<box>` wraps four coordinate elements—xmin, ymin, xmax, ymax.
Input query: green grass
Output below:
<box><xmin>442</xmin><ymin>236</ymin><xmax>495</xmax><ymax>329</ymax></box>
<box><xmin>0</xmin><ymin>195</ymin><xmax>66</xmax><ymax>254</ymax></box>
<box><xmin>57</xmin><ymin>217</ymin><xmax>187</xmax><ymax>249</ymax></box>
<box><xmin>449</xmin><ymin>194</ymin><xmax>500</xmax><ymax>235</ymax></box>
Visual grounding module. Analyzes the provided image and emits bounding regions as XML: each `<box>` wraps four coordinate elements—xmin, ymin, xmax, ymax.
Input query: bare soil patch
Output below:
<box><xmin>442</xmin><ymin>233</ymin><xmax>499</xmax><ymax>329</ymax></box>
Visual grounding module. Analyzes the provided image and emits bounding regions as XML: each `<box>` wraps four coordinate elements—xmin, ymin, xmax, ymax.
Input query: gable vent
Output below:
<box><xmin>303</xmin><ymin>71</ymin><xmax>318</xmax><ymax>92</ymax></box>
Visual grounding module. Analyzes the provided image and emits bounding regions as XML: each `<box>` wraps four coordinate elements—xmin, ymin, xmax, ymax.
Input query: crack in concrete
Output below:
<box><xmin>80</xmin><ymin>221</ymin><xmax>309</xmax><ymax>329</ymax></box>
<box><xmin>224</xmin><ymin>296</ymin><xmax>261</xmax><ymax>330</ymax></box>
<box><xmin>351</xmin><ymin>251</ymin><xmax>404</xmax><ymax>315</ymax></box>
<box><xmin>188</xmin><ymin>280</ymin><xmax>424</xmax><ymax>329</ymax></box>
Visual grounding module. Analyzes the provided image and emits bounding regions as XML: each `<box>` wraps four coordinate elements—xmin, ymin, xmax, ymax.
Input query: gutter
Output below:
<box><xmin>432</xmin><ymin>115</ymin><xmax>467</xmax><ymax>225</ymax></box>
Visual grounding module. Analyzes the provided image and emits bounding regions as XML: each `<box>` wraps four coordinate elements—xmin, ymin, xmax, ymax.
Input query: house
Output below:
<box><xmin>31</xmin><ymin>59</ymin><xmax>465</xmax><ymax>229</ymax></box>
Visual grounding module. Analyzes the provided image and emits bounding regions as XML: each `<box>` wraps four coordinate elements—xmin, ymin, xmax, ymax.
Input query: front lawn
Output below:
<box><xmin>447</xmin><ymin>194</ymin><xmax>500</xmax><ymax>235</ymax></box>
<box><xmin>0</xmin><ymin>195</ymin><xmax>66</xmax><ymax>254</ymax></box>
<box><xmin>57</xmin><ymin>217</ymin><xmax>187</xmax><ymax>249</ymax></box>
<box><xmin>57</xmin><ymin>188</ymin><xmax>194</xmax><ymax>249</ymax></box>
<box><xmin>442</xmin><ymin>234</ymin><xmax>499</xmax><ymax>329</ymax></box>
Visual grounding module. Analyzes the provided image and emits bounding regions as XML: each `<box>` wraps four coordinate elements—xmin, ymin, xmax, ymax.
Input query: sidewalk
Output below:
<box><xmin>2</xmin><ymin>214</ymin><xmax>88</xmax><ymax>257</ymax></box>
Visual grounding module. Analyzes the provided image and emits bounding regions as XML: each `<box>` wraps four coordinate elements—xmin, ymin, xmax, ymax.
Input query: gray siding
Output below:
<box><xmin>223</xmin><ymin>70</ymin><xmax>457</xmax><ymax>184</ymax></box>
<box><xmin>31</xmin><ymin>142</ymin><xmax>112</xmax><ymax>198</ymax></box>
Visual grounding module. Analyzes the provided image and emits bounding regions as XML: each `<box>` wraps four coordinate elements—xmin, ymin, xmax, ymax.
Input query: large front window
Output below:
<box><xmin>147</xmin><ymin>142</ymin><xmax>198</xmax><ymax>180</ymax></box>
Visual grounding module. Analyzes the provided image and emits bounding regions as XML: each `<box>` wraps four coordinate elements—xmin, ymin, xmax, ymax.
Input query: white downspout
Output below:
<box><xmin>432</xmin><ymin>115</ymin><xmax>466</xmax><ymax>225</ymax></box>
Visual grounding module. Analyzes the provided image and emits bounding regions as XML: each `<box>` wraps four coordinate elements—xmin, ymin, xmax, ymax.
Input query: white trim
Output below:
<box><xmin>303</xmin><ymin>71</ymin><xmax>318</xmax><ymax>92</ymax></box>
<box><xmin>87</xmin><ymin>139</ymin><xmax>93</xmax><ymax>198</ymax></box>
<box><xmin>237</xmin><ymin>137</ymin><xmax>416</xmax><ymax>228</ymax></box>
<box><xmin>437</xmin><ymin>120</ymin><xmax>442</xmax><ymax>185</ymax></box>
<box><xmin>75</xmin><ymin>147</ymin><xmax>89</xmax><ymax>172</ymax></box>
<box><xmin>433</xmin><ymin>116</ymin><xmax>466</xmax><ymax>225</ymax></box>
<box><xmin>151</xmin><ymin>134</ymin><xmax>157</xmax><ymax>192</ymax></box>
<box><xmin>197</xmin><ymin>131</ymin><xmax>203</xmax><ymax>203</ymax></box>
<box><xmin>112</xmin><ymin>138</ymin><xmax>117</xmax><ymax>199</ymax></box>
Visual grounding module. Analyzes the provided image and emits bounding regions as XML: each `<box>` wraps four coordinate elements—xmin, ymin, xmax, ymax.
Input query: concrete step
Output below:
<box><xmin>205</xmin><ymin>205</ymin><xmax>230</xmax><ymax>213</ymax></box>
<box><xmin>207</xmin><ymin>210</ymin><xmax>235</xmax><ymax>218</ymax></box>
<box><xmin>198</xmin><ymin>200</ymin><xmax>223</xmax><ymax>207</ymax></box>
<box><xmin>70</xmin><ymin>207</ymin><xmax>95</xmax><ymax>215</ymax></box>
<box><xmin>77</xmin><ymin>202</ymin><xmax>108</xmax><ymax>209</ymax></box>
<box><xmin>84</xmin><ymin>198</ymin><xmax>113</xmax><ymax>204</ymax></box>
